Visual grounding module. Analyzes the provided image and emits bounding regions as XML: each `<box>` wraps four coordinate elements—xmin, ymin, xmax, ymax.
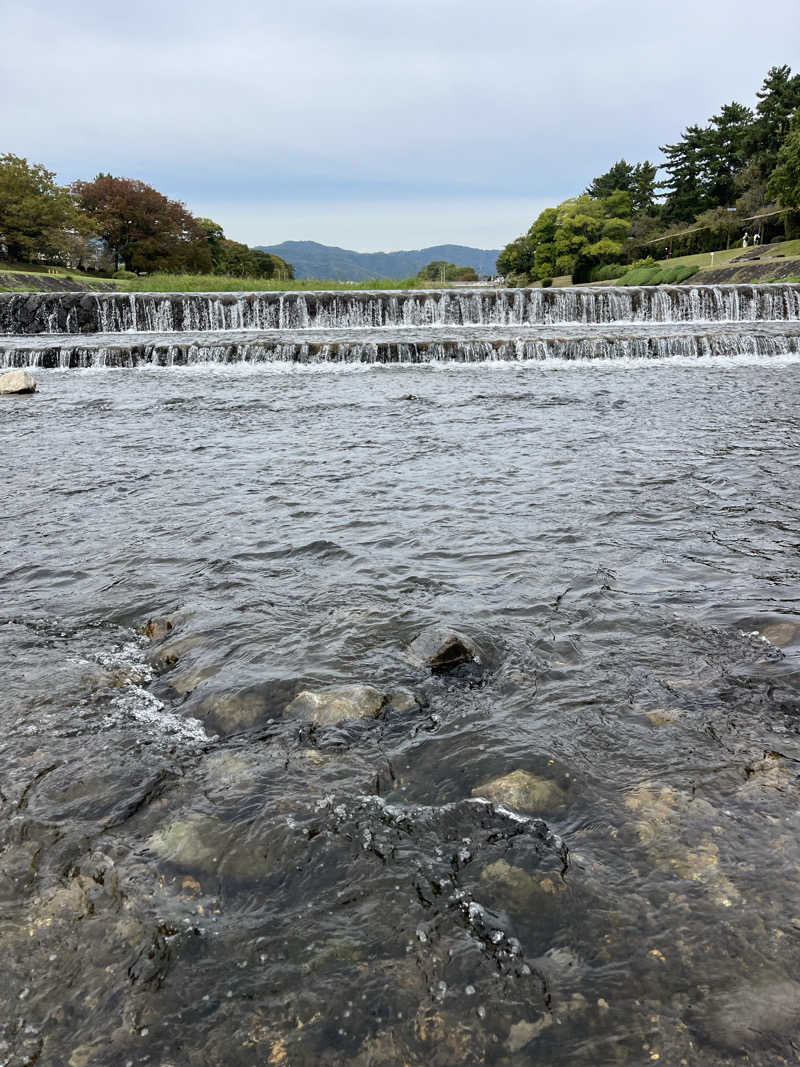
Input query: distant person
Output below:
<box><xmin>742</xmin><ymin>232</ymin><xmax>749</xmax><ymax>248</ymax></box>
<box><xmin>753</xmin><ymin>232</ymin><xmax>760</xmax><ymax>246</ymax></box>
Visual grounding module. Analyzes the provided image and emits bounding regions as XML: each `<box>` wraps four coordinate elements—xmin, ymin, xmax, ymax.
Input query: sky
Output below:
<box><xmin>3</xmin><ymin>0</ymin><xmax>800</xmax><ymax>252</ymax></box>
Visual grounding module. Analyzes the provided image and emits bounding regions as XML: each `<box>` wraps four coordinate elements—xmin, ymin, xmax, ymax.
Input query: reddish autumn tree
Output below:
<box><xmin>72</xmin><ymin>174</ymin><xmax>211</xmax><ymax>273</ymax></box>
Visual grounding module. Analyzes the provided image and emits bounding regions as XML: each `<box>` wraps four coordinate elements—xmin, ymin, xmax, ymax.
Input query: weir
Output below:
<box><xmin>2</xmin><ymin>284</ymin><xmax>800</xmax><ymax>367</ymax></box>
<box><xmin>2</xmin><ymin>324</ymin><xmax>800</xmax><ymax>368</ymax></box>
<box><xmin>2</xmin><ymin>284</ymin><xmax>800</xmax><ymax>336</ymax></box>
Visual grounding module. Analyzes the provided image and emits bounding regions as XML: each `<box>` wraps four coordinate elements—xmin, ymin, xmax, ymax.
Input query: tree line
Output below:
<box><xmin>0</xmin><ymin>156</ymin><xmax>293</xmax><ymax>279</ymax></box>
<box><xmin>499</xmin><ymin>65</ymin><xmax>800</xmax><ymax>284</ymax></box>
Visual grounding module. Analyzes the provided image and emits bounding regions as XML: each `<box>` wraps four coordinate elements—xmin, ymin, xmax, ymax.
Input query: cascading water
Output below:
<box><xmin>3</xmin><ymin>285</ymin><xmax>800</xmax><ymax>336</ymax></box>
<box><xmin>1</xmin><ymin>284</ymin><xmax>800</xmax><ymax>367</ymax></box>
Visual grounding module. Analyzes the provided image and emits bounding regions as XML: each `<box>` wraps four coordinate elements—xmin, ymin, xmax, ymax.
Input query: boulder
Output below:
<box><xmin>285</xmin><ymin>684</ymin><xmax>386</xmax><ymax>726</ymax></box>
<box><xmin>472</xmin><ymin>769</ymin><xmax>567</xmax><ymax>812</ymax></box>
<box><xmin>407</xmin><ymin>627</ymin><xmax>476</xmax><ymax>672</ymax></box>
<box><xmin>0</xmin><ymin>370</ymin><xmax>37</xmax><ymax>395</ymax></box>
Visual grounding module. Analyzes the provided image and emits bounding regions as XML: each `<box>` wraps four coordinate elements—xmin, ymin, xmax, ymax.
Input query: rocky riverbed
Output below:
<box><xmin>1</xmin><ymin>359</ymin><xmax>800</xmax><ymax>1065</ymax></box>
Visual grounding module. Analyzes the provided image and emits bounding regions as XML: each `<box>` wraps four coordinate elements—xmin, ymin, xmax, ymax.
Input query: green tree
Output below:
<box><xmin>554</xmin><ymin>192</ymin><xmax>632</xmax><ymax>279</ymax></box>
<box><xmin>587</xmin><ymin>159</ymin><xmax>658</xmax><ymax>214</ymax></box>
<box><xmin>0</xmin><ymin>154</ymin><xmax>90</xmax><ymax>263</ymax></box>
<box><xmin>749</xmin><ymin>65</ymin><xmax>800</xmax><ymax>176</ymax></box>
<box><xmin>586</xmin><ymin>159</ymin><xmax>635</xmax><ymax>199</ymax></box>
<box><xmin>630</xmin><ymin>162</ymin><xmax>659</xmax><ymax>215</ymax></box>
<box><xmin>768</xmin><ymin>109</ymin><xmax>800</xmax><ymax>209</ymax></box>
<box><xmin>702</xmin><ymin>102</ymin><xmax>754</xmax><ymax>207</ymax></box>
<box><xmin>196</xmin><ymin>217</ymin><xmax>226</xmax><ymax>272</ymax></box>
<box><xmin>417</xmin><ymin>260</ymin><xmax>479</xmax><ymax>282</ymax></box>
<box><xmin>499</xmin><ymin>196</ymin><xmax>630</xmax><ymax>284</ymax></box>
<box><xmin>659</xmin><ymin>124</ymin><xmax>711</xmax><ymax>222</ymax></box>
<box><xmin>497</xmin><ymin>234</ymin><xmax>538</xmax><ymax>281</ymax></box>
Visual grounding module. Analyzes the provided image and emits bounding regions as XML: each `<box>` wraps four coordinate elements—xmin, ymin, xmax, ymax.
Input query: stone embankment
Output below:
<box><xmin>0</xmin><ymin>272</ymin><xmax>116</xmax><ymax>294</ymax></box>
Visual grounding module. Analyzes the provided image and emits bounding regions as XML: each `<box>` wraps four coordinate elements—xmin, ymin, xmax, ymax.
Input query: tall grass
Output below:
<box><xmin>120</xmin><ymin>273</ymin><xmax>426</xmax><ymax>292</ymax></box>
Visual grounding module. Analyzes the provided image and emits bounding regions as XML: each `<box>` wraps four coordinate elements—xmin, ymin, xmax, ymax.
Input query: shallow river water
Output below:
<box><xmin>2</xmin><ymin>356</ymin><xmax>800</xmax><ymax>1065</ymax></box>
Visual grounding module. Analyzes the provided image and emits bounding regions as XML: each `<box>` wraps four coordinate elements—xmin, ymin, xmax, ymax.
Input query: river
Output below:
<box><xmin>1</xmin><ymin>288</ymin><xmax>799</xmax><ymax>1065</ymax></box>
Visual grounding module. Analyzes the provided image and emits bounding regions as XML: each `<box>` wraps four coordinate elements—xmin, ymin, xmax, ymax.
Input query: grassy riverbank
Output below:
<box><xmin>4</xmin><ymin>243</ymin><xmax>800</xmax><ymax>294</ymax></box>
<box><xmin>115</xmin><ymin>273</ymin><xmax>424</xmax><ymax>292</ymax></box>
<box><xmin>572</xmin><ymin>239</ymin><xmax>800</xmax><ymax>287</ymax></box>
<box><xmin>0</xmin><ymin>267</ymin><xmax>442</xmax><ymax>294</ymax></box>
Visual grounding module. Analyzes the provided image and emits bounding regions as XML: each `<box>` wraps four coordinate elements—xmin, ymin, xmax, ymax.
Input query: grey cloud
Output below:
<box><xmin>2</xmin><ymin>0</ymin><xmax>799</xmax><ymax>247</ymax></box>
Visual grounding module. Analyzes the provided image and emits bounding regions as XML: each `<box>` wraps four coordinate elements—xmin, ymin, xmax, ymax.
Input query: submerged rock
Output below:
<box><xmin>0</xmin><ymin>369</ymin><xmax>37</xmax><ymax>394</ymax></box>
<box><xmin>149</xmin><ymin>634</ymin><xmax>205</xmax><ymax>673</ymax></box>
<box><xmin>193</xmin><ymin>688</ymin><xmax>269</xmax><ymax>734</ymax></box>
<box><xmin>472</xmin><ymin>769</ymin><xmax>567</xmax><ymax>812</ymax></box>
<box><xmin>285</xmin><ymin>684</ymin><xmax>386</xmax><ymax>725</ymax></box>
<box><xmin>695</xmin><ymin>978</ymin><xmax>800</xmax><ymax>1050</ymax></box>
<box><xmin>407</xmin><ymin>627</ymin><xmax>476</xmax><ymax>672</ymax></box>
<box><xmin>385</xmin><ymin>687</ymin><xmax>423</xmax><ymax>713</ymax></box>
<box><xmin>138</xmin><ymin>616</ymin><xmax>174</xmax><ymax>642</ymax></box>
<box><xmin>147</xmin><ymin>814</ymin><xmax>277</xmax><ymax>880</ymax></box>
<box><xmin>481</xmin><ymin>858</ymin><xmax>566</xmax><ymax>909</ymax></box>
<box><xmin>759</xmin><ymin>621</ymin><xmax>799</xmax><ymax>648</ymax></box>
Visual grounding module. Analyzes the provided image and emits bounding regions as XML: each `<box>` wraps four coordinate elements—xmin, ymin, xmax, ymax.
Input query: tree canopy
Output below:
<box><xmin>417</xmin><ymin>260</ymin><xmax>479</xmax><ymax>282</ymax></box>
<box><xmin>499</xmin><ymin>63</ymin><xmax>800</xmax><ymax>283</ymax></box>
<box><xmin>498</xmin><ymin>193</ymin><xmax>631</xmax><ymax>282</ymax></box>
<box><xmin>73</xmin><ymin>175</ymin><xmax>211</xmax><ymax>273</ymax></box>
<box><xmin>0</xmin><ymin>154</ymin><xmax>89</xmax><ymax>263</ymax></box>
<box><xmin>0</xmin><ymin>159</ymin><xmax>293</xmax><ymax>278</ymax></box>
<box><xmin>768</xmin><ymin>109</ymin><xmax>800</xmax><ymax>209</ymax></box>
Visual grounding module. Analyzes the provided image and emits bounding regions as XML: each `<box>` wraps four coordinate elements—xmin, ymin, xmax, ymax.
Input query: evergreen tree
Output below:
<box><xmin>702</xmin><ymin>102</ymin><xmax>754</xmax><ymax>207</ymax></box>
<box><xmin>659</xmin><ymin>124</ymin><xmax>711</xmax><ymax>222</ymax></box>
<box><xmin>768</xmin><ymin>109</ymin><xmax>800</xmax><ymax>209</ymax></box>
<box><xmin>749</xmin><ymin>65</ymin><xmax>800</xmax><ymax>176</ymax></box>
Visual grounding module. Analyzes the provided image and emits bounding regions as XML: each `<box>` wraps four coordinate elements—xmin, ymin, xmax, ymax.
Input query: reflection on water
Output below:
<box><xmin>1</xmin><ymin>360</ymin><xmax>799</xmax><ymax>1065</ymax></box>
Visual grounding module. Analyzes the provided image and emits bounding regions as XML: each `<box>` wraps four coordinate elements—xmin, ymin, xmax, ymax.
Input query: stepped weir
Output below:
<box><xmin>2</xmin><ymin>285</ymin><xmax>800</xmax><ymax>367</ymax></box>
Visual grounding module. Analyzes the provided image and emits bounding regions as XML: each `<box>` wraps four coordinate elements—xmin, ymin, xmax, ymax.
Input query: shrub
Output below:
<box><xmin>616</xmin><ymin>263</ymin><xmax>699</xmax><ymax>286</ymax></box>
<box><xmin>616</xmin><ymin>266</ymin><xmax>659</xmax><ymax>285</ymax></box>
<box><xmin>588</xmin><ymin>262</ymin><xmax>625</xmax><ymax>282</ymax></box>
<box><xmin>113</xmin><ymin>269</ymin><xmax>137</xmax><ymax>279</ymax></box>
<box><xmin>670</xmin><ymin>264</ymin><xmax>698</xmax><ymax>283</ymax></box>
<box><xmin>540</xmin><ymin>277</ymin><xmax>553</xmax><ymax>288</ymax></box>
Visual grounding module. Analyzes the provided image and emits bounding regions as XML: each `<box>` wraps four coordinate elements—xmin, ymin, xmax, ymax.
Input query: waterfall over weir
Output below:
<box><xmin>4</xmin><ymin>327</ymin><xmax>800</xmax><ymax>369</ymax></box>
<box><xmin>1</xmin><ymin>285</ymin><xmax>800</xmax><ymax>367</ymax></box>
<box><xmin>2</xmin><ymin>284</ymin><xmax>800</xmax><ymax>335</ymax></box>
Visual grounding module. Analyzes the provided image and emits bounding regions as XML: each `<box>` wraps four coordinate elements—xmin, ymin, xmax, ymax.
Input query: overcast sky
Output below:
<box><xmin>4</xmin><ymin>0</ymin><xmax>800</xmax><ymax>251</ymax></box>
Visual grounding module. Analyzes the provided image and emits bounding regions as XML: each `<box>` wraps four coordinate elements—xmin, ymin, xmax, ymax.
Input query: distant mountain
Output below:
<box><xmin>256</xmin><ymin>240</ymin><xmax>499</xmax><ymax>281</ymax></box>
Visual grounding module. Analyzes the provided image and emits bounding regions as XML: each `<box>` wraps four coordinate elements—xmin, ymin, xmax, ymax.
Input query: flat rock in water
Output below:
<box><xmin>285</xmin><ymin>684</ymin><xmax>386</xmax><ymax>725</ymax></box>
<box><xmin>407</xmin><ymin>627</ymin><xmax>476</xmax><ymax>672</ymax></box>
<box><xmin>0</xmin><ymin>370</ymin><xmax>37</xmax><ymax>395</ymax></box>
<box><xmin>472</xmin><ymin>769</ymin><xmax>567</xmax><ymax>812</ymax></box>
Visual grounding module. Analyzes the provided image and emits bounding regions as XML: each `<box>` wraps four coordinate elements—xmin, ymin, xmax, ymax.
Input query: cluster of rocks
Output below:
<box><xmin>140</xmin><ymin>618</ymin><xmax>482</xmax><ymax>735</ymax></box>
